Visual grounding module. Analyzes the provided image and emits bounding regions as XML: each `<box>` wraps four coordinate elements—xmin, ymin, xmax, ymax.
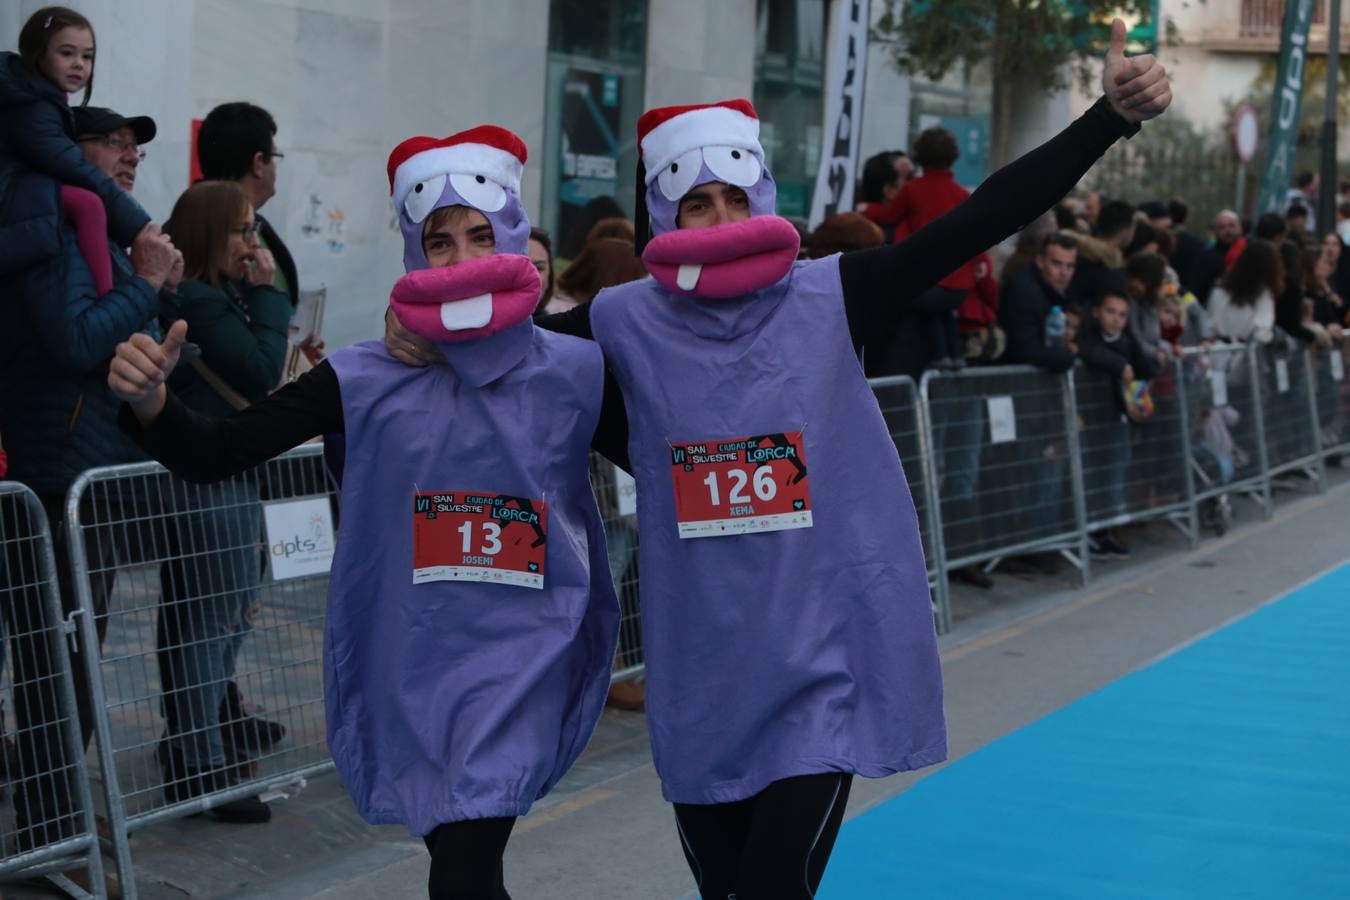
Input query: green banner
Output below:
<box><xmin>1256</xmin><ymin>0</ymin><xmax>1318</xmax><ymax>216</ymax></box>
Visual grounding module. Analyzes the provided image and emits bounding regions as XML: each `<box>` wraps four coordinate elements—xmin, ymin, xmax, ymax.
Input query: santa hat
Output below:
<box><xmin>637</xmin><ymin>99</ymin><xmax>762</xmax><ymax>184</ymax></box>
<box><xmin>387</xmin><ymin>125</ymin><xmax>527</xmax><ymax>214</ymax></box>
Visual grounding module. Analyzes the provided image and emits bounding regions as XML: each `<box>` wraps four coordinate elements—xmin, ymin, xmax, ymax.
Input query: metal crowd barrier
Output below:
<box><xmin>920</xmin><ymin>365</ymin><xmax>1089</xmax><ymax>583</ymax></box>
<box><xmin>0</xmin><ymin>482</ymin><xmax>106</xmax><ymax>898</ymax></box>
<box><xmin>65</xmin><ymin>445</ymin><xmax>335</xmax><ymax>897</ymax></box>
<box><xmin>1311</xmin><ymin>339</ymin><xmax>1350</xmax><ymax>459</ymax></box>
<box><xmin>1179</xmin><ymin>344</ymin><xmax>1271</xmax><ymax>532</ymax></box>
<box><xmin>1073</xmin><ymin>358</ymin><xmax>1199</xmax><ymax>545</ymax></box>
<box><xmin>869</xmin><ymin>376</ymin><xmax>951</xmax><ymax>633</ymax></box>
<box><xmin>590</xmin><ymin>455</ymin><xmax>644</xmax><ymax>681</ymax></box>
<box><xmin>1255</xmin><ymin>343</ymin><xmax>1326</xmax><ymax>486</ymax></box>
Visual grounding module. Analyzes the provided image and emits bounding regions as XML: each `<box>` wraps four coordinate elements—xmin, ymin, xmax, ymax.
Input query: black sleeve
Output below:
<box><xmin>119</xmin><ymin>359</ymin><xmax>344</xmax><ymax>482</ymax></box>
<box><xmin>997</xmin><ymin>276</ymin><xmax>1078</xmax><ymax>373</ymax></box>
<box><xmin>1076</xmin><ymin>331</ymin><xmax>1126</xmax><ymax>379</ymax></box>
<box><xmin>537</xmin><ymin>300</ymin><xmax>632</xmax><ymax>472</ymax></box>
<box><xmin>839</xmin><ymin>97</ymin><xmax>1138</xmax><ymax>351</ymax></box>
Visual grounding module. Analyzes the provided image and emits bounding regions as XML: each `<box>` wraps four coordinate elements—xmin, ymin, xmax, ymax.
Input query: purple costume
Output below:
<box><xmin>321</xmin><ymin>127</ymin><xmax>619</xmax><ymax>835</ymax></box>
<box><xmin>590</xmin><ymin>100</ymin><xmax>946</xmax><ymax>804</ymax></box>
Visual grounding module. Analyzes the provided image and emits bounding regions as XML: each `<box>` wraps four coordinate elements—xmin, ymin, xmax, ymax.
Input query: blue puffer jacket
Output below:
<box><xmin>0</xmin><ymin>222</ymin><xmax>162</xmax><ymax>497</ymax></box>
<box><xmin>0</xmin><ymin>52</ymin><xmax>151</xmax><ymax>278</ymax></box>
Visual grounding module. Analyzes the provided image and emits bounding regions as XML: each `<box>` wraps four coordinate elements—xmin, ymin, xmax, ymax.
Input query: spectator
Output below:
<box><xmin>197</xmin><ymin>103</ymin><xmax>297</xmax><ymax>308</ymax></box>
<box><xmin>1000</xmin><ymin>231</ymin><xmax>1080</xmax><ymax>372</ymax></box>
<box><xmin>998</xmin><ymin>212</ymin><xmax>1057</xmax><ymax>285</ymax></box>
<box><xmin>157</xmin><ymin>178</ymin><xmax>291</xmax><ymax>823</ymax></box>
<box><xmin>0</xmin><ymin>103</ymin><xmax>179</xmax><ymax>856</ymax></box>
<box><xmin>1168</xmin><ymin>197</ymin><xmax>1206</xmax><ymax>287</ymax></box>
<box><xmin>1125</xmin><ymin>252</ymin><xmax>1170</xmax><ymax>366</ymax></box>
<box><xmin>1286</xmin><ymin>170</ymin><xmax>1318</xmax><ymax>232</ymax></box>
<box><xmin>528</xmin><ymin>227</ymin><xmax>555</xmax><ymax>315</ymax></box>
<box><xmin>558</xmin><ymin>194</ymin><xmax>625</xmax><ymax>262</ymax></box>
<box><xmin>0</xmin><ymin>6</ymin><xmax>152</xmax><ymax>285</ymax></box>
<box><xmin>1076</xmin><ymin>289</ymin><xmax>1156</xmax><ymax>559</ymax></box>
<box><xmin>1254</xmin><ymin>211</ymin><xmax>1287</xmax><ymax>242</ymax></box>
<box><xmin>1068</xmin><ymin>199</ymin><xmax>1134</xmax><ymax>308</ymax></box>
<box><xmin>1053</xmin><ymin>201</ymin><xmax>1081</xmax><ymax>231</ymax></box>
<box><xmin>960</xmin><ymin>253</ymin><xmax>1004</xmax><ymax>364</ymax></box>
<box><xmin>548</xmin><ymin>236</ymin><xmax>648</xmax><ymax>313</ymax></box>
<box><xmin>584</xmin><ymin>216</ymin><xmax>635</xmax><ymax>245</ymax></box>
<box><xmin>1209</xmin><ymin>239</ymin><xmax>1281</xmax><ymax>344</ymax></box>
<box><xmin>1323</xmin><ymin>228</ymin><xmax>1350</xmax><ymax>301</ymax></box>
<box><xmin>861</xmin><ymin>126</ymin><xmax>973</xmax><ymax>370</ymax></box>
<box><xmin>856</xmin><ymin>150</ymin><xmax>913</xmax><ymax>241</ymax></box>
<box><xmin>1189</xmin><ymin>209</ymin><xmax>1242</xmax><ymax>306</ymax></box>
<box><xmin>1138</xmin><ymin>200</ymin><xmax>1171</xmax><ymax>231</ymax></box>
<box><xmin>1285</xmin><ymin>204</ymin><xmax>1312</xmax><ymax>247</ymax></box>
<box><xmin>1337</xmin><ymin>200</ymin><xmax>1350</xmax><ymax>245</ymax></box>
<box><xmin>1292</xmin><ymin>245</ymin><xmax>1345</xmax><ymax>346</ymax></box>
<box><xmin>1123</xmin><ymin>219</ymin><xmax>1160</xmax><ymax>258</ymax></box>
<box><xmin>1082</xmin><ymin>189</ymin><xmax>1103</xmax><ymax>230</ymax></box>
<box><xmin>806</xmin><ymin>211</ymin><xmax>884</xmax><ymax>259</ymax></box>
<box><xmin>1159</xmin><ymin>266</ymin><xmax>1214</xmax><ymax>350</ymax></box>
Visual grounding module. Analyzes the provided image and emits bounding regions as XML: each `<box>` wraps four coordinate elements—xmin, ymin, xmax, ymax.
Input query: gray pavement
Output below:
<box><xmin>8</xmin><ymin>471</ymin><xmax>1348</xmax><ymax>899</ymax></box>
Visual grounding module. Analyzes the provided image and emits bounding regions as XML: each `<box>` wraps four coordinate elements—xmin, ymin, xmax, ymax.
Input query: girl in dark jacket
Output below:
<box><xmin>152</xmin><ymin>180</ymin><xmax>290</xmax><ymax>824</ymax></box>
<box><xmin>0</xmin><ymin>7</ymin><xmax>151</xmax><ymax>287</ymax></box>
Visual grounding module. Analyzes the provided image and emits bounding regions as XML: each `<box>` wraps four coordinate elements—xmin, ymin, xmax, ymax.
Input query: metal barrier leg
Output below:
<box><xmin>1304</xmin><ymin>351</ymin><xmax>1327</xmax><ymax>491</ymax></box>
<box><xmin>1063</xmin><ymin>372</ymin><xmax>1091</xmax><ymax>587</ymax></box>
<box><xmin>1247</xmin><ymin>345</ymin><xmax>1274</xmax><ymax>519</ymax></box>
<box><xmin>1173</xmin><ymin>357</ymin><xmax>1202</xmax><ymax>549</ymax></box>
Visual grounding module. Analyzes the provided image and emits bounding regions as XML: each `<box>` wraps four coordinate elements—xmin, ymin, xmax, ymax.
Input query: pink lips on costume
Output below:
<box><xmin>641</xmin><ymin>216</ymin><xmax>801</xmax><ymax>299</ymax></box>
<box><xmin>389</xmin><ymin>254</ymin><xmax>541</xmax><ymax>343</ymax></box>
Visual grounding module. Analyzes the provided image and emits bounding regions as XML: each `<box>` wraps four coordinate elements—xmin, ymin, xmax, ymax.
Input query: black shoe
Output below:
<box><xmin>952</xmin><ymin>566</ymin><xmax>994</xmax><ymax>589</ymax></box>
<box><xmin>161</xmin><ymin>745</ymin><xmax>272</xmax><ymax>824</ymax></box>
<box><xmin>220</xmin><ymin>681</ymin><xmax>287</xmax><ymax>757</ymax></box>
<box><xmin>1092</xmin><ymin>534</ymin><xmax>1130</xmax><ymax>559</ymax></box>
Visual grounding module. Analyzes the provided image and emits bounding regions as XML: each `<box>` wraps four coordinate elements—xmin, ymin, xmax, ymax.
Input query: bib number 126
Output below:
<box><xmin>670</xmin><ymin>431</ymin><xmax>812</xmax><ymax>539</ymax></box>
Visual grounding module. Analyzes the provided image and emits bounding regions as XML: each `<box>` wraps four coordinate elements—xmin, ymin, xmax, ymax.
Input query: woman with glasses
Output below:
<box><xmin>151</xmin><ymin>179</ymin><xmax>289</xmax><ymax>823</ymax></box>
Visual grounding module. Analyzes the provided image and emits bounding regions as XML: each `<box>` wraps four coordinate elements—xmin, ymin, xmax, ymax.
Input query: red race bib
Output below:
<box><xmin>669</xmin><ymin>431</ymin><xmax>812</xmax><ymax>539</ymax></box>
<box><xmin>412</xmin><ymin>492</ymin><xmax>548</xmax><ymax>589</ymax></box>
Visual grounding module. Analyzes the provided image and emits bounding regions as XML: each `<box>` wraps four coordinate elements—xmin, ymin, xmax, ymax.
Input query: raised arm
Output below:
<box><xmin>111</xmin><ymin>321</ymin><xmax>343</xmax><ymax>482</ymax></box>
<box><xmin>841</xmin><ymin>19</ymin><xmax>1170</xmax><ymax>347</ymax></box>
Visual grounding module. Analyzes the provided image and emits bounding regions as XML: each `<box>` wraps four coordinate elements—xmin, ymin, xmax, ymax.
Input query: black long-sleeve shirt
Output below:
<box><xmin>124</xmin><ymin>98</ymin><xmax>1137</xmax><ymax>480</ymax></box>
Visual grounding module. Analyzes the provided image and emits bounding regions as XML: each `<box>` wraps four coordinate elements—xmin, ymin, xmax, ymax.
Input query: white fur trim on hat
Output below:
<box><xmin>391</xmin><ymin>143</ymin><xmax>522</xmax><ymax>212</ymax></box>
<box><xmin>640</xmin><ymin>106</ymin><xmax>762</xmax><ymax>185</ymax></box>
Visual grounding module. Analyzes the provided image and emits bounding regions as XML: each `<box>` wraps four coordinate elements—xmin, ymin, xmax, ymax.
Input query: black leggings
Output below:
<box><xmin>673</xmin><ymin>773</ymin><xmax>853</xmax><ymax>899</ymax></box>
<box><xmin>422</xmin><ymin>816</ymin><xmax>516</xmax><ymax>899</ymax></box>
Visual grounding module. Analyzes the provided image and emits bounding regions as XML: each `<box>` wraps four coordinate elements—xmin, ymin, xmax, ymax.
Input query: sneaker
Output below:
<box><xmin>1099</xmin><ymin>535</ymin><xmax>1131</xmax><ymax>559</ymax></box>
<box><xmin>161</xmin><ymin>745</ymin><xmax>272</xmax><ymax>824</ymax></box>
<box><xmin>220</xmin><ymin>681</ymin><xmax>287</xmax><ymax>758</ymax></box>
<box><xmin>1088</xmin><ymin>533</ymin><xmax>1116</xmax><ymax>560</ymax></box>
<box><xmin>952</xmin><ymin>566</ymin><xmax>994</xmax><ymax>589</ymax></box>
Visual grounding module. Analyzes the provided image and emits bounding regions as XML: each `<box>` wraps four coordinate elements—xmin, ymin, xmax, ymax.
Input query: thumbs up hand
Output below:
<box><xmin>109</xmin><ymin>319</ymin><xmax>188</xmax><ymax>424</ymax></box>
<box><xmin>1102</xmin><ymin>18</ymin><xmax>1172</xmax><ymax>125</ymax></box>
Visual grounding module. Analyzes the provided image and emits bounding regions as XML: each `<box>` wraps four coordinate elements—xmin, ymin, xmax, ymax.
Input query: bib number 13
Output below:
<box><xmin>702</xmin><ymin>466</ymin><xmax>777</xmax><ymax>507</ymax></box>
<box><xmin>457</xmin><ymin>520</ymin><xmax>502</xmax><ymax>555</ymax></box>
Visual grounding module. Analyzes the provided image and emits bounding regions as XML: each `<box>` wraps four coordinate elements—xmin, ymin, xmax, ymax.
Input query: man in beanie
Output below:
<box><xmin>108</xmin><ymin>125</ymin><xmax>623</xmax><ymax>898</ymax></box>
<box><xmin>384</xmin><ymin>21</ymin><xmax>1171</xmax><ymax>897</ymax></box>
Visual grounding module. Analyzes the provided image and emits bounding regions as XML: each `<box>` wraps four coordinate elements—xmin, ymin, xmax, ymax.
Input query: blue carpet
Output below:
<box><xmin>819</xmin><ymin>565</ymin><xmax>1350</xmax><ymax>899</ymax></box>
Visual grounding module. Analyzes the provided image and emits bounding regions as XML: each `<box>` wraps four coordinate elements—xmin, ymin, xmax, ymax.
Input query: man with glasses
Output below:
<box><xmin>196</xmin><ymin>102</ymin><xmax>297</xmax><ymax>308</ymax></box>
<box><xmin>0</xmin><ymin>104</ymin><xmax>178</xmax><ymax>877</ymax></box>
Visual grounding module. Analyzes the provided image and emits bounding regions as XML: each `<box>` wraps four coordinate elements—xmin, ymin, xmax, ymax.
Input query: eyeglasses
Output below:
<box><xmin>79</xmin><ymin>134</ymin><xmax>146</xmax><ymax>161</ymax></box>
<box><xmin>233</xmin><ymin>222</ymin><xmax>262</xmax><ymax>239</ymax></box>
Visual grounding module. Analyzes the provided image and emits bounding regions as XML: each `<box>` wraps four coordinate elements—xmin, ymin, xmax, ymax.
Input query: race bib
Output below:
<box><xmin>670</xmin><ymin>431</ymin><xmax>813</xmax><ymax>539</ymax></box>
<box><xmin>412</xmin><ymin>492</ymin><xmax>547</xmax><ymax>589</ymax></box>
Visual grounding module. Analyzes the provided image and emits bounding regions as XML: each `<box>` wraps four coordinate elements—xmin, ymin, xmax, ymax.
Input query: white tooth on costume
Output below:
<box><xmin>676</xmin><ymin>264</ymin><xmax>702</xmax><ymax>291</ymax></box>
<box><xmin>440</xmin><ymin>293</ymin><xmax>493</xmax><ymax>330</ymax></box>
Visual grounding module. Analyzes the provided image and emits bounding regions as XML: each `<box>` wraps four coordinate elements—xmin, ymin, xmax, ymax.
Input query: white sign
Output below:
<box><xmin>264</xmin><ymin>497</ymin><xmax>337</xmax><ymax>581</ymax></box>
<box><xmin>1331</xmin><ymin>350</ymin><xmax>1345</xmax><ymax>382</ymax></box>
<box><xmin>613</xmin><ymin>465</ymin><xmax>638</xmax><ymax>517</ymax></box>
<box><xmin>1275</xmin><ymin>358</ymin><xmax>1290</xmax><ymax>393</ymax></box>
<box><xmin>808</xmin><ymin>0</ymin><xmax>871</xmax><ymax>229</ymax></box>
<box><xmin>1233</xmin><ymin>104</ymin><xmax>1259</xmax><ymax>163</ymax></box>
<box><xmin>987</xmin><ymin>396</ymin><xmax>1017</xmax><ymax>444</ymax></box>
<box><xmin>290</xmin><ymin>286</ymin><xmax>327</xmax><ymax>344</ymax></box>
<box><xmin>1211</xmin><ymin>369</ymin><xmax>1229</xmax><ymax>407</ymax></box>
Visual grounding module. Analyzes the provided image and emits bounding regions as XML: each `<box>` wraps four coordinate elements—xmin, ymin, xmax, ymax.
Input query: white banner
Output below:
<box><xmin>808</xmin><ymin>0</ymin><xmax>870</xmax><ymax>230</ymax></box>
<box><xmin>264</xmin><ymin>497</ymin><xmax>337</xmax><ymax>581</ymax></box>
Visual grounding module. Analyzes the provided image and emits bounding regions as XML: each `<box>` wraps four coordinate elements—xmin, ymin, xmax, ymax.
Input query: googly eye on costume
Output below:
<box><xmin>702</xmin><ymin>145</ymin><xmax>763</xmax><ymax>188</ymax></box>
<box><xmin>656</xmin><ymin>148</ymin><xmax>704</xmax><ymax>202</ymax></box>
<box><xmin>404</xmin><ymin>174</ymin><xmax>447</xmax><ymax>223</ymax></box>
<box><xmin>450</xmin><ymin>172</ymin><xmax>507</xmax><ymax>213</ymax></box>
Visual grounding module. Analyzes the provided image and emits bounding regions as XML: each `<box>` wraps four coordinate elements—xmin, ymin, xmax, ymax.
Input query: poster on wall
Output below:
<box><xmin>558</xmin><ymin>69</ymin><xmax>621</xmax><ymax>252</ymax></box>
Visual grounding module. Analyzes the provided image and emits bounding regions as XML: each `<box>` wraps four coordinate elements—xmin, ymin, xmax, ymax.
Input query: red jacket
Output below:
<box><xmin>863</xmin><ymin>167</ymin><xmax>976</xmax><ymax>290</ymax></box>
<box><xmin>958</xmin><ymin>254</ymin><xmax>999</xmax><ymax>332</ymax></box>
